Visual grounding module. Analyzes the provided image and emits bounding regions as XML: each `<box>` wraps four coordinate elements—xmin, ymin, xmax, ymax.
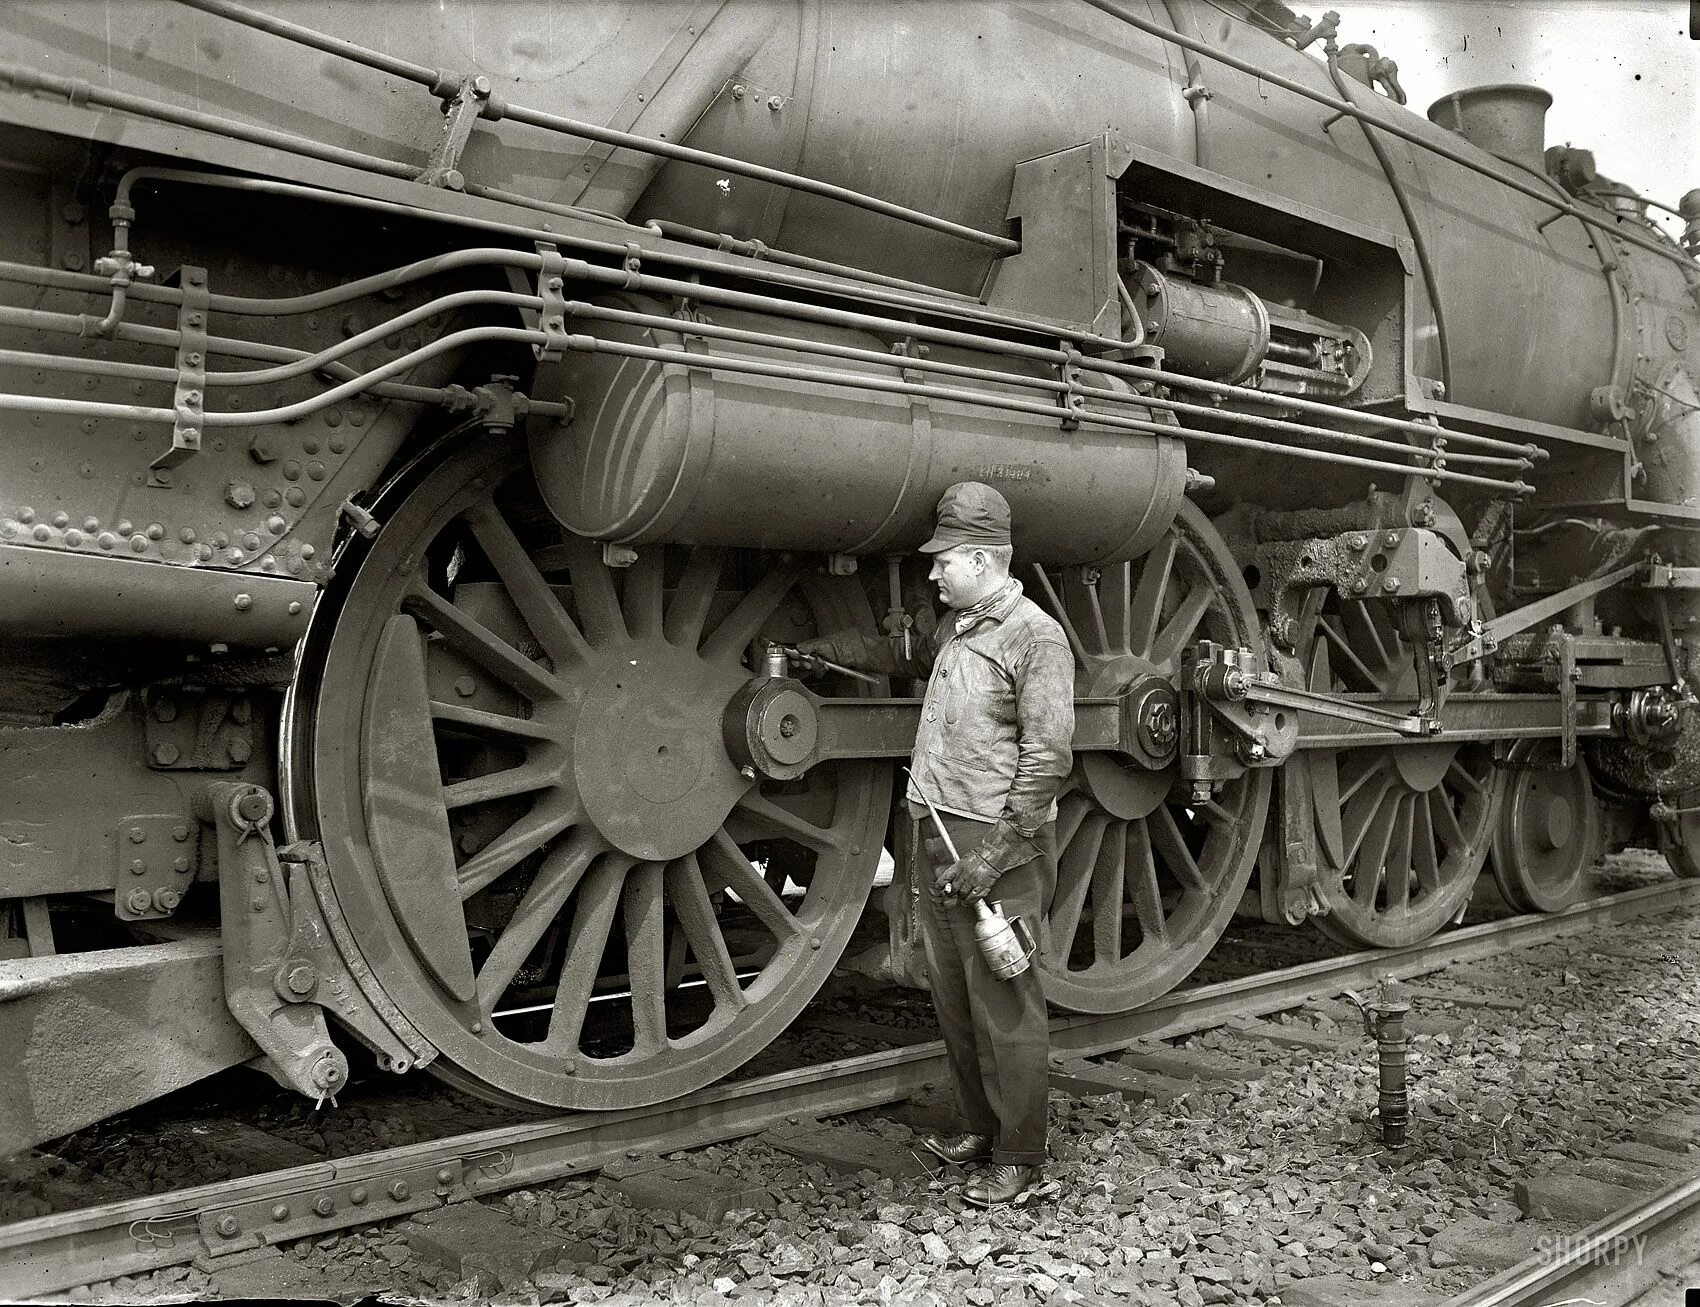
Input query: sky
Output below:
<box><xmin>1338</xmin><ymin>1</ymin><xmax>1697</xmax><ymax>234</ymax></box>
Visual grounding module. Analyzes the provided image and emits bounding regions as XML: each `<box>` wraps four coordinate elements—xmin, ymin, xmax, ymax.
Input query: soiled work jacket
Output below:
<box><xmin>815</xmin><ymin>579</ymin><xmax>1075</xmax><ymax>835</ymax></box>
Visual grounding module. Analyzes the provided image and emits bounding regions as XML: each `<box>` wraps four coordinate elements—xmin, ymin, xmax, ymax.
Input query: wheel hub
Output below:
<box><xmin>1540</xmin><ymin>794</ymin><xmax>1574</xmax><ymax>850</ymax></box>
<box><xmin>571</xmin><ymin>640</ymin><xmax>748</xmax><ymax>860</ymax></box>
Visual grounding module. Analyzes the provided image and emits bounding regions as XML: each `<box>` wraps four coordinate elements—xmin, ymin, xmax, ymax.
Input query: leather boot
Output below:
<box><xmin>964</xmin><ymin>1163</ymin><xmax>1040</xmax><ymax>1206</ymax></box>
<box><xmin>919</xmin><ymin>1131</ymin><xmax>993</xmax><ymax>1164</ymax></box>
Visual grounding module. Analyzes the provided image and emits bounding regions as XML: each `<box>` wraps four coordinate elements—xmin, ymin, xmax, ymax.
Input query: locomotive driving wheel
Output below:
<box><xmin>1491</xmin><ymin>743</ymin><xmax>1602</xmax><ymax>911</ymax></box>
<box><xmin>1027</xmin><ymin>501</ymin><xmax>1272</xmax><ymax>1013</ymax></box>
<box><xmin>1298</xmin><ymin>597</ymin><xmax>1505</xmax><ymax>948</ymax></box>
<box><xmin>288</xmin><ymin>437</ymin><xmax>888</xmax><ymax>1111</ymax></box>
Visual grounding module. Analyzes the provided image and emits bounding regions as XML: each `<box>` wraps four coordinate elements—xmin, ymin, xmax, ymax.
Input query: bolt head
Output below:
<box><xmin>130</xmin><ymin>859</ymin><xmax>147</xmax><ymax>875</ymax></box>
<box><xmin>453</xmin><ymin>676</ymin><xmax>478</xmax><ymax>698</ymax></box>
<box><xmin>128</xmin><ymin>825</ymin><xmax>147</xmax><ymax>843</ymax></box>
<box><xmin>173</xmin><ymin>824</ymin><xmax>190</xmax><ymax>841</ymax></box>
<box><xmin>285</xmin><ymin>963</ymin><xmax>318</xmax><ymax>995</ymax></box>
<box><xmin>233</xmin><ymin>593</ymin><xmax>253</xmax><ymax>612</ymax></box>
<box><xmin>1384</xmin><ymin>532</ymin><xmax>1400</xmax><ymax>547</ymax></box>
<box><xmin>154</xmin><ymin>741</ymin><xmax>182</xmax><ymax>764</ymax></box>
<box><xmin>767</xmin><ymin>95</ymin><xmax>784</xmax><ymax>110</ymax></box>
<box><xmin>1347</xmin><ymin>534</ymin><xmax>1367</xmax><ymax>551</ymax></box>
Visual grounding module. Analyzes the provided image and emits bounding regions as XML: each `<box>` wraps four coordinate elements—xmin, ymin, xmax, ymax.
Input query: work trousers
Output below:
<box><xmin>910</xmin><ymin>810</ymin><xmax>1056</xmax><ymax>1167</ymax></box>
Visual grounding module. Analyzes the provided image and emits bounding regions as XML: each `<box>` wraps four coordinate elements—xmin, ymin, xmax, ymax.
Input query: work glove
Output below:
<box><xmin>791</xmin><ymin>636</ymin><xmax>838</xmax><ymax>676</ymax></box>
<box><xmin>932</xmin><ymin>820</ymin><xmax>1041</xmax><ymax>906</ymax></box>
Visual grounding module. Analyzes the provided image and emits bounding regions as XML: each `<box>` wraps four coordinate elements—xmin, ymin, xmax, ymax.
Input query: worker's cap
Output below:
<box><xmin>919</xmin><ymin>481</ymin><xmax>1012</xmax><ymax>554</ymax></box>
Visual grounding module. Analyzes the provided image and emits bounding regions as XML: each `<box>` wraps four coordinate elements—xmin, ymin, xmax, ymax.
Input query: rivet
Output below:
<box><xmin>436</xmin><ymin>1168</ymin><xmax>454</xmax><ymax>1185</ymax></box>
<box><xmin>16</xmin><ymin>506</ymin><xmax>33</xmax><ymax>523</ymax></box>
<box><xmin>349</xmin><ymin>409</ymin><xmax>367</xmax><ymax>428</ymax></box>
<box><xmin>349</xmin><ymin>1186</ymin><xmax>368</xmax><ymax>1206</ymax></box>
<box><xmin>254</xmin><ymin>870</ymin><xmax>268</xmax><ymax>884</ymax></box>
<box><xmin>130</xmin><ymin>859</ymin><xmax>146</xmax><ymax>875</ymax></box>
<box><xmin>323</xmin><ymin>408</ymin><xmax>342</xmax><ymax>428</ymax></box>
<box><xmin>270</xmin><ymin>1203</ymin><xmax>289</xmax><ymax>1222</ymax></box>
<box><xmin>147</xmin><ymin>523</ymin><xmax>164</xmax><ymax>540</ymax></box>
<box><xmin>265</xmin><ymin>514</ymin><xmax>286</xmax><ymax>534</ymax></box>
<box><xmin>198</xmin><ymin>544</ymin><xmax>214</xmax><ymax>561</ymax></box>
<box><xmin>285</xmin><ymin>487</ymin><xmax>305</xmax><ymax>506</ymax></box>
<box><xmin>228</xmin><ymin>737</ymin><xmax>252</xmax><ymax>763</ymax></box>
<box><xmin>809</xmin><ymin>937</ymin><xmax>821</xmax><ymax>950</ymax></box>
<box><xmin>303</xmin><ymin>437</ymin><xmax>320</xmax><ymax>455</ymax></box>
<box><xmin>328</xmin><ymin>436</ymin><xmax>346</xmax><ymax>454</ymax></box>
<box><xmin>262</xmin><ymin>489</ymin><xmax>282</xmax><ymax>508</ymax></box>
<box><xmin>179</xmin><ymin>527</ymin><xmax>197</xmax><ymax>544</ymax></box>
<box><xmin>98</xmin><ymin>532</ymin><xmax>117</xmax><ymax>550</ymax></box>
<box><xmin>242</xmin><ymin>533</ymin><xmax>260</xmax><ymax>551</ymax></box>
<box><xmin>307</xmin><ymin>461</ymin><xmax>326</xmax><ymax>482</ymax></box>
<box><xmin>82</xmin><ymin>516</ymin><xmax>99</xmax><ymax>531</ymax></box>
<box><xmin>212</xmin><ymin>532</ymin><xmax>229</xmax><ymax>548</ymax></box>
<box><xmin>300</xmin><ymin>543</ymin><xmax>315</xmax><ymax>559</ymax></box>
<box><xmin>131</xmin><ymin>535</ymin><xmax>148</xmax><ymax>553</ymax></box>
<box><xmin>63</xmin><ymin>529</ymin><xmax>82</xmax><ymax>546</ymax></box>
<box><xmin>173</xmin><ymin>856</ymin><xmax>189</xmax><ymax>873</ymax></box>
<box><xmin>225</xmin><ymin>547</ymin><xmax>242</xmax><ymax>564</ymax></box>
<box><xmin>470</xmin><ymin>1020</ymin><xmax>482</xmax><ymax>1033</ymax></box>
<box><xmin>116</xmin><ymin>520</ymin><xmax>133</xmax><ymax>535</ymax></box>
<box><xmin>32</xmin><ymin>525</ymin><xmax>49</xmax><ymax>542</ymax></box>
<box><xmin>251</xmin><ymin>896</ymin><xmax>267</xmax><ymax>911</ymax></box>
<box><xmin>51</xmin><ymin>511</ymin><xmax>68</xmax><ymax>528</ymax></box>
<box><xmin>283</xmin><ymin>461</ymin><xmax>301</xmax><ymax>481</ymax></box>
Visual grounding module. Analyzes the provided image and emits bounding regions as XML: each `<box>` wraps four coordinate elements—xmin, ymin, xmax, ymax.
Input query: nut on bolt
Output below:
<box><xmin>124</xmin><ymin>889</ymin><xmax>154</xmax><ymax>915</ymax></box>
<box><xmin>151</xmin><ymin>888</ymin><xmax>181</xmax><ymax>913</ymax></box>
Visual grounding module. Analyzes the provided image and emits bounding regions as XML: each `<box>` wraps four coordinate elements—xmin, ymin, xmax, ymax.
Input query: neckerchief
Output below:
<box><xmin>953</xmin><ymin>576</ymin><xmax>1022</xmax><ymax>636</ymax></box>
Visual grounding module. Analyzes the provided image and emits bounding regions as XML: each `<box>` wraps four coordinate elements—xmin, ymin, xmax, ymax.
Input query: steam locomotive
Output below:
<box><xmin>3</xmin><ymin>0</ymin><xmax>1697</xmax><ymax>1152</ymax></box>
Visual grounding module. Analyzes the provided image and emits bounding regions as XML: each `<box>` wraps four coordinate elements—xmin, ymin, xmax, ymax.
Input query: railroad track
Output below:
<box><xmin>3</xmin><ymin>879</ymin><xmax>1694</xmax><ymax>1300</ymax></box>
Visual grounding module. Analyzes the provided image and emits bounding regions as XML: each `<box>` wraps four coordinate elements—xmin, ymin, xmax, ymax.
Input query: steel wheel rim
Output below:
<box><xmin>1027</xmin><ymin>501</ymin><xmax>1272</xmax><ymax>1013</ymax></box>
<box><xmin>1301</xmin><ymin>597</ymin><xmax>1504</xmax><ymax>947</ymax></box>
<box><xmin>1492</xmin><ymin>744</ymin><xmax>1601</xmax><ymax>911</ymax></box>
<box><xmin>292</xmin><ymin>437</ymin><xmax>888</xmax><ymax>1109</ymax></box>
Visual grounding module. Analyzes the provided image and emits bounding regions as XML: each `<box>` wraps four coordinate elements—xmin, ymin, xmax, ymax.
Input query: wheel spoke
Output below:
<box><xmin>1351</xmin><ymin>791</ymin><xmax>1398</xmax><ymax>907</ymax></box>
<box><xmin>700</xmin><ymin>559</ymin><xmax>803</xmax><ymax>663</ymax></box>
<box><xmin>541</xmin><ymin>853</ymin><xmax>632</xmax><ymax>1053</ymax></box>
<box><xmin>457</xmin><ymin>794</ymin><xmax>581</xmax><ymax>898</ymax></box>
<box><xmin>1341</xmin><ymin>602</ymin><xmax>1394</xmax><ymax>683</ymax></box>
<box><xmin>1056</xmin><ymin>792</ymin><xmax>1092</xmax><ymax>854</ymax></box>
<box><xmin>667</xmin><ymin>854</ymin><xmax>746</xmax><ymax>1011</ymax></box>
<box><xmin>1150</xmin><ymin>803</ymin><xmax>1206</xmax><ymax>894</ymax></box>
<box><xmin>407</xmin><ymin>585</ymin><xmax>566</xmax><ymax>702</ymax></box>
<box><xmin>1411</xmin><ymin>790</ymin><xmax>1441</xmax><ymax>891</ymax></box>
<box><xmin>1341</xmin><ymin>770</ymin><xmax>1395</xmax><ymax>866</ymax></box>
<box><xmin>463</xmin><ymin>501</ymin><xmax>592</xmax><ymax>668</ymax></box>
<box><xmin>1127</xmin><ymin>818</ymin><xmax>1167</xmax><ymax>946</ymax></box>
<box><xmin>443</xmin><ymin>755</ymin><xmax>561</xmax><ymax>810</ymax></box>
<box><xmin>1027</xmin><ymin>566</ymin><xmax>1089</xmax><ymax>666</ymax></box>
<box><xmin>1338</xmin><ymin>753</ymin><xmax>1387</xmax><ymax>807</ymax></box>
<box><xmin>1151</xmin><ymin>584</ymin><xmax>1214</xmax><ymax>668</ymax></box>
<box><xmin>1446</xmin><ymin>758</ymin><xmax>1487</xmax><ymax>798</ymax></box>
<box><xmin>734</xmin><ymin>790</ymin><xmax>844</xmax><ymax>851</ymax></box>
<box><xmin>704</xmin><ymin>830</ymin><xmax>803</xmax><ymax>942</ymax></box>
<box><xmin>1091</xmin><ymin>822</ymin><xmax>1128</xmax><ymax>962</ymax></box>
<box><xmin>558</xmin><ymin>533</ymin><xmax>627</xmax><ymax>646</ymax></box>
<box><xmin>1063</xmin><ymin>569</ymin><xmax>1110</xmax><ymax>656</ymax></box>
<box><xmin>1320</xmin><ymin>619</ymin><xmax>1382</xmax><ymax>691</ymax></box>
<box><xmin>475</xmin><ymin>826</ymin><xmax>598</xmax><ymax>1017</ymax></box>
<box><xmin>430</xmin><ymin>700</ymin><xmax>556</xmax><ymax>742</ymax></box>
<box><xmin>1384</xmin><ymin>795</ymin><xmax>1415</xmax><ymax>910</ymax></box>
<box><xmin>1428</xmin><ymin>786</ymin><xmax>1469</xmax><ymax>853</ymax></box>
<box><xmin>622</xmin><ymin>861</ymin><xmax>670</xmax><ymax>1054</ymax></box>
<box><xmin>1098</xmin><ymin>560</ymin><xmax>1133</xmax><ymax>655</ymax></box>
<box><xmin>1052</xmin><ymin>813</ymin><xmax>1109</xmax><ymax>958</ymax></box>
<box><xmin>621</xmin><ymin>549</ymin><xmax>667</xmax><ymax>640</ymax></box>
<box><xmin>1128</xmin><ymin>533</ymin><xmax>1178</xmax><ymax>659</ymax></box>
<box><xmin>664</xmin><ymin>546</ymin><xmax>725</xmax><ymax>649</ymax></box>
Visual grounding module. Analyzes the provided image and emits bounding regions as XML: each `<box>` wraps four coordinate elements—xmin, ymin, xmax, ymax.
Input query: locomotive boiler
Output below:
<box><xmin>2</xmin><ymin>0</ymin><xmax>1697</xmax><ymax>1151</ymax></box>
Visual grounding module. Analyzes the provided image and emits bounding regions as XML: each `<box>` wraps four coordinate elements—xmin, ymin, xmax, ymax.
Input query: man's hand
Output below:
<box><xmin>791</xmin><ymin>637</ymin><xmax>836</xmax><ymax>676</ymax></box>
<box><xmin>934</xmin><ymin>850</ymin><xmax>1001</xmax><ymax>906</ymax></box>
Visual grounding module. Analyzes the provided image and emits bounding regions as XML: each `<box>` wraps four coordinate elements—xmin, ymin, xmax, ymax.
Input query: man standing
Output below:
<box><xmin>798</xmin><ymin>483</ymin><xmax>1075</xmax><ymax>1205</ymax></box>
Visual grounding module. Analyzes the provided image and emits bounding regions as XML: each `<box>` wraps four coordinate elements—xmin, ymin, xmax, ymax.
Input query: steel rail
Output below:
<box><xmin>1440</xmin><ymin>1171</ymin><xmax>1700</xmax><ymax>1305</ymax></box>
<box><xmin>162</xmin><ymin>0</ymin><xmax>1020</xmax><ymax>257</ymax></box>
<box><xmin>2</xmin><ymin>878</ymin><xmax>1692</xmax><ymax>1299</ymax></box>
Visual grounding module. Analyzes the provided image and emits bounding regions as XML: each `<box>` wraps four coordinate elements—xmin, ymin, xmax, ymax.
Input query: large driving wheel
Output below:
<box><xmin>1299</xmin><ymin>596</ymin><xmax>1504</xmax><ymax>947</ymax></box>
<box><xmin>1492</xmin><ymin>743</ymin><xmax>1602</xmax><ymax>910</ymax></box>
<box><xmin>1027</xmin><ymin>501</ymin><xmax>1272</xmax><ymax>1013</ymax></box>
<box><xmin>288</xmin><ymin>437</ymin><xmax>889</xmax><ymax>1110</ymax></box>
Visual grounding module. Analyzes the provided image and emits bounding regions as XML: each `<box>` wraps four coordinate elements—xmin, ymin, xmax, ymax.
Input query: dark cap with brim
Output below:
<box><xmin>919</xmin><ymin>481</ymin><xmax>1012</xmax><ymax>553</ymax></box>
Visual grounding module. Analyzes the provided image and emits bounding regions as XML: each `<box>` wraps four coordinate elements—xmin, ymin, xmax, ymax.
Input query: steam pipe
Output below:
<box><xmin>1078</xmin><ymin>0</ymin><xmax>1696</xmax><ymax>276</ymax></box>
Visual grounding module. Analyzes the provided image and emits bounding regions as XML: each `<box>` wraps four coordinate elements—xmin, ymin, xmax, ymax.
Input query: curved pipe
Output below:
<box><xmin>1159</xmin><ymin>0</ymin><xmax>1213</xmax><ymax>172</ymax></box>
<box><xmin>1326</xmin><ymin>52</ymin><xmax>1454</xmax><ymax>397</ymax></box>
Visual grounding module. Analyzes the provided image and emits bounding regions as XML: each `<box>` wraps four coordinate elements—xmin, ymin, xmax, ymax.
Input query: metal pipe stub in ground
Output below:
<box><xmin>1373</xmin><ymin>1000</ymin><xmax>1412</xmax><ymax>1148</ymax></box>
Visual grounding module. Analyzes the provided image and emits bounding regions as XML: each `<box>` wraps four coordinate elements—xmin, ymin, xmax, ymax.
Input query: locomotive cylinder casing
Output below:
<box><xmin>528</xmin><ymin>298</ymin><xmax>1186</xmax><ymax>564</ymax></box>
<box><xmin>1130</xmin><ymin>263</ymin><xmax>1270</xmax><ymax>384</ymax></box>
